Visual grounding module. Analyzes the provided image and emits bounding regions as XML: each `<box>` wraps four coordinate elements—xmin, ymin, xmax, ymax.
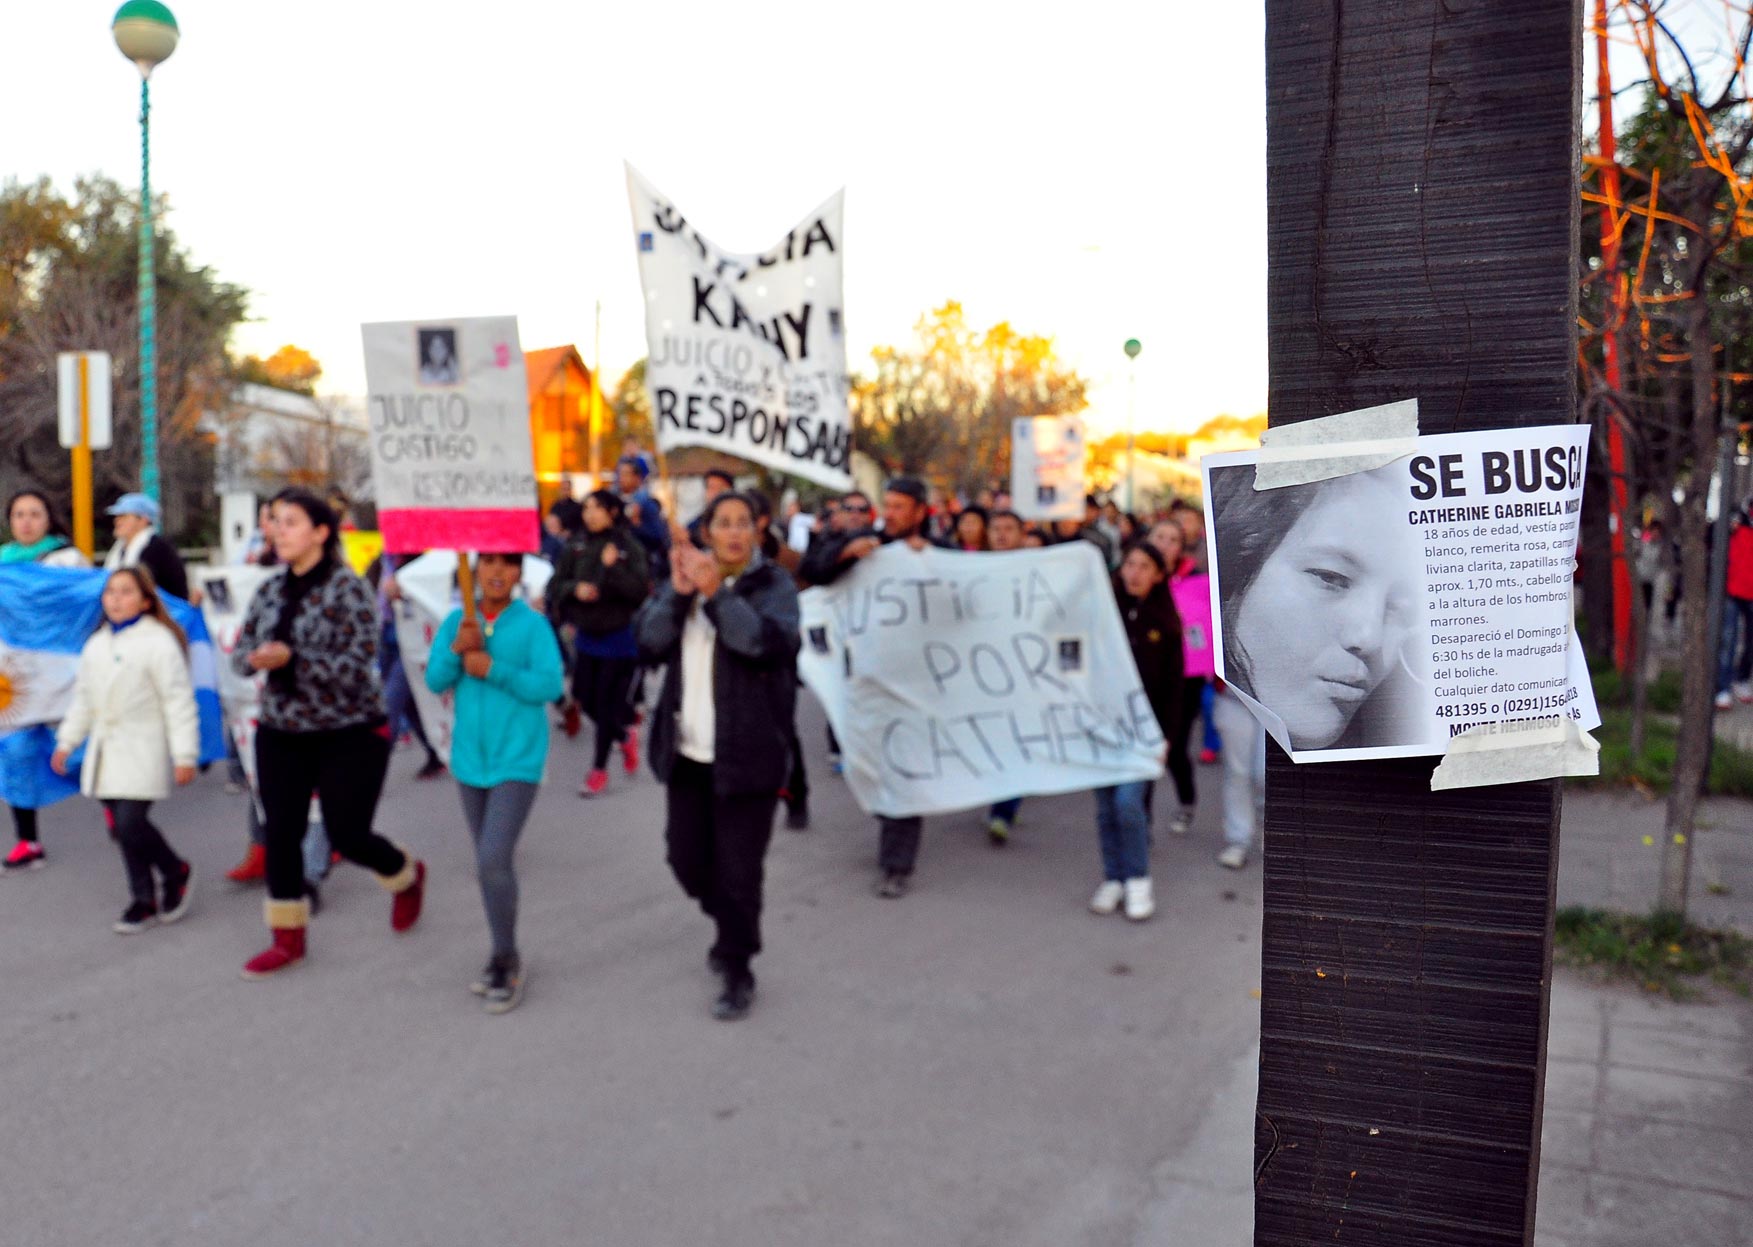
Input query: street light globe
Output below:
<box><xmin>112</xmin><ymin>1</ymin><xmax>179</xmax><ymax>77</ymax></box>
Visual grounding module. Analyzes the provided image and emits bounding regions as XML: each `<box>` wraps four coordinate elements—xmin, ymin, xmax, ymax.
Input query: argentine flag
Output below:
<box><xmin>0</xmin><ymin>564</ymin><xmax>226</xmax><ymax>810</ymax></box>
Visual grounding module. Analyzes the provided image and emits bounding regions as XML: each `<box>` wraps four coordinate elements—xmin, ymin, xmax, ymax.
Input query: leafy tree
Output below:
<box><xmin>854</xmin><ymin>301</ymin><xmax>1088</xmax><ymax>492</ymax></box>
<box><xmin>604</xmin><ymin>358</ymin><xmax>653</xmax><ymax>462</ymax></box>
<box><xmin>0</xmin><ymin>175</ymin><xmax>249</xmax><ymax>539</ymax></box>
<box><xmin>1578</xmin><ymin>4</ymin><xmax>1753</xmax><ymax>915</ymax></box>
<box><xmin>235</xmin><ymin>344</ymin><xmax>322</xmax><ymax>395</ymax></box>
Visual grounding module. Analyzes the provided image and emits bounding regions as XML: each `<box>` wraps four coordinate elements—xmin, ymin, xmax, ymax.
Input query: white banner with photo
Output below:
<box><xmin>361</xmin><ymin>315</ymin><xmax>540</xmax><ymax>555</ymax></box>
<box><xmin>197</xmin><ymin>563</ymin><xmax>313</xmax><ymax>823</ymax></box>
<box><xmin>1010</xmin><ymin>415</ymin><xmax>1087</xmax><ymax>521</ymax></box>
<box><xmin>390</xmin><ymin>551</ymin><xmax>554</xmax><ymax>767</ymax></box>
<box><xmin>798</xmin><ymin>542</ymin><xmax>1163</xmax><ymax>818</ymax></box>
<box><xmin>1201</xmin><ymin>423</ymin><xmax>1601</xmax><ymax>766</ymax></box>
<box><xmin>627</xmin><ymin>166</ymin><xmax>853</xmax><ymax>491</ymax></box>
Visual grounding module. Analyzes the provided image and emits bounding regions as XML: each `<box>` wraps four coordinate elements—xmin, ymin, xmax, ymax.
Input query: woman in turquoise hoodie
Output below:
<box><xmin>426</xmin><ymin>552</ymin><xmax>564</xmax><ymax>1013</ymax></box>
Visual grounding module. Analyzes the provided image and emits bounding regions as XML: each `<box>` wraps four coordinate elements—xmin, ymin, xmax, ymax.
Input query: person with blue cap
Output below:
<box><xmin>104</xmin><ymin>492</ymin><xmax>190</xmax><ymax>603</ymax></box>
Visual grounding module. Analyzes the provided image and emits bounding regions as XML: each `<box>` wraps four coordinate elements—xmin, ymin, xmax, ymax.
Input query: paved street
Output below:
<box><xmin>4</xmin><ymin>704</ymin><xmax>1749</xmax><ymax>1246</ymax></box>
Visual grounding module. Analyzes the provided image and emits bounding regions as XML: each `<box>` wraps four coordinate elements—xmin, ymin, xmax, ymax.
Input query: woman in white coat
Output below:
<box><xmin>52</xmin><ymin>567</ymin><xmax>201</xmax><ymax>933</ymax></box>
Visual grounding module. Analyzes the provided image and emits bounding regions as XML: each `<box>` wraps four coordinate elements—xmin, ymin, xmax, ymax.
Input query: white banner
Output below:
<box><xmin>627</xmin><ymin>166</ymin><xmax>852</xmax><ymax>491</ymax></box>
<box><xmin>361</xmin><ymin>315</ymin><xmax>540</xmax><ymax>555</ymax></box>
<box><xmin>1011</xmin><ymin>416</ymin><xmax>1086</xmax><ymax>520</ymax></box>
<box><xmin>799</xmin><ymin>542</ymin><xmax>1163</xmax><ymax>818</ymax></box>
<box><xmin>391</xmin><ymin>551</ymin><xmax>553</xmax><ymax>767</ymax></box>
<box><xmin>1201</xmin><ymin>423</ymin><xmax>1602</xmax><ymax>766</ymax></box>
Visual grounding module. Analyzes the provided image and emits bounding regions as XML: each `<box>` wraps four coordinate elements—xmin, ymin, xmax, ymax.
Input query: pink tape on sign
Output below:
<box><xmin>379</xmin><ymin>508</ymin><xmax>539</xmax><ymax>555</ymax></box>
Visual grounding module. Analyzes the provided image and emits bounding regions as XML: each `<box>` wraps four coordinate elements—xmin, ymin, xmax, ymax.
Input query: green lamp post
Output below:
<box><xmin>112</xmin><ymin>1</ymin><xmax>180</xmax><ymax>506</ymax></box>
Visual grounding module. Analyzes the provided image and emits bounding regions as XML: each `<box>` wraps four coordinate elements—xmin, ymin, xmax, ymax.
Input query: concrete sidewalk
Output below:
<box><xmin>1538</xmin><ymin>973</ymin><xmax>1753</xmax><ymax>1246</ymax></box>
<box><xmin>1533</xmin><ymin>785</ymin><xmax>1753</xmax><ymax>1244</ymax></box>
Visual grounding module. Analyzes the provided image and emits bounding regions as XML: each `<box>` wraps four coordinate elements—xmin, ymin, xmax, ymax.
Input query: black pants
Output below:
<box><xmin>1165</xmin><ymin>675</ymin><xmax>1206</xmax><ymax>808</ymax></box>
<box><xmin>103</xmin><ymin>799</ymin><xmax>182</xmax><ymax>905</ymax></box>
<box><xmin>879</xmin><ymin>816</ymin><xmax>923</xmax><ymax>876</ymax></box>
<box><xmin>574</xmin><ymin>651</ymin><xmax>637</xmax><ymax>770</ymax></box>
<box><xmin>256</xmin><ymin>722</ymin><xmax>401</xmax><ymax>903</ymax></box>
<box><xmin>664</xmin><ymin>757</ymin><xmax>777</xmax><ymax>975</ymax></box>
<box><xmin>11</xmin><ymin>806</ymin><xmax>36</xmax><ymax>844</ymax></box>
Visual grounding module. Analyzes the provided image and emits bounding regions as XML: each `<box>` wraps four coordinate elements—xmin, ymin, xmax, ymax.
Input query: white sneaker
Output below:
<box><xmin>1716</xmin><ymin>691</ymin><xmax>1734</xmax><ymax>710</ymax></box>
<box><xmin>1169</xmin><ymin>807</ymin><xmax>1194</xmax><ymax>836</ymax></box>
<box><xmin>1218</xmin><ymin>844</ymin><xmax>1249</xmax><ymax>870</ymax></box>
<box><xmin>1089</xmin><ymin>881</ymin><xmax>1124</xmax><ymax>915</ymax></box>
<box><xmin>1737</xmin><ymin>682</ymin><xmax>1753</xmax><ymax>704</ymax></box>
<box><xmin>1122</xmin><ymin>877</ymin><xmax>1154</xmax><ymax>921</ymax></box>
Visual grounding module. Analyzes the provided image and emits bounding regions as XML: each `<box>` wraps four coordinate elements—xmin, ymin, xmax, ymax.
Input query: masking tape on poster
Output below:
<box><xmin>1429</xmin><ymin>714</ymin><xmax>1601</xmax><ymax>791</ymax></box>
<box><xmin>1253</xmin><ymin>398</ymin><xmax>1421</xmax><ymax>490</ymax></box>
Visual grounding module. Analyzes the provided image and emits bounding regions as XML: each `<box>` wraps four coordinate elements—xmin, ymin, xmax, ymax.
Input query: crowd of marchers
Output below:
<box><xmin>0</xmin><ymin>453</ymin><xmax>1265</xmax><ymax>1023</ymax></box>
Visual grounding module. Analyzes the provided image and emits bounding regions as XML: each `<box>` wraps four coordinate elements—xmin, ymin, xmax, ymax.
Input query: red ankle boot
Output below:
<box><xmin>387</xmin><ymin>859</ymin><xmax>426</xmax><ymax>933</ymax></box>
<box><xmin>225</xmin><ymin>843</ymin><xmax>267</xmax><ymax>884</ymax></box>
<box><xmin>242</xmin><ymin>899</ymin><xmax>308</xmax><ymax>978</ymax></box>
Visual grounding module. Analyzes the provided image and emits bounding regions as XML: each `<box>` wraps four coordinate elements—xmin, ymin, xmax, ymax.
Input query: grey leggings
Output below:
<box><xmin>459</xmin><ymin>781</ymin><xmax>539</xmax><ymax>957</ymax></box>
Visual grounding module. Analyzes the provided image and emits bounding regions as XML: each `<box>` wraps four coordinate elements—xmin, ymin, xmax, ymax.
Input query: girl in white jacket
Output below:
<box><xmin>51</xmin><ymin>567</ymin><xmax>201</xmax><ymax>933</ymax></box>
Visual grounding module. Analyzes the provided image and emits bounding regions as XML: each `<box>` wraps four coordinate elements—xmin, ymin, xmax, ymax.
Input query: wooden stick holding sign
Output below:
<box><xmin>455</xmin><ymin>552</ymin><xmax>477</xmax><ymax>624</ymax></box>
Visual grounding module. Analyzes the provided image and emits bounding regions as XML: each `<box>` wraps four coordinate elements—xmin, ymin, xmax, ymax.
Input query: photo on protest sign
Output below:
<box><xmin>798</xmin><ymin>542</ymin><xmax>1162</xmax><ymax>818</ymax></box>
<box><xmin>362</xmin><ymin>316</ymin><xmax>539</xmax><ymax>555</ymax></box>
<box><xmin>627</xmin><ymin>165</ymin><xmax>852</xmax><ymax>491</ymax></box>
<box><xmin>1202</xmin><ymin>423</ymin><xmax>1601</xmax><ymax>764</ymax></box>
<box><xmin>1011</xmin><ymin>416</ymin><xmax>1087</xmax><ymax>521</ymax></box>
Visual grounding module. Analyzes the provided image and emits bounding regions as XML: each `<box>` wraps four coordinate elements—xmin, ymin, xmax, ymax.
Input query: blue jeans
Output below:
<box><xmin>989</xmin><ymin>797</ymin><xmax>1023</xmax><ymax>824</ymax></box>
<box><xmin>1094</xmin><ymin>782</ymin><xmax>1151</xmax><ymax>882</ymax></box>
<box><xmin>1718</xmin><ymin>596</ymin><xmax>1753</xmax><ymax>693</ymax></box>
<box><xmin>1200</xmin><ymin>680</ymin><xmax>1222</xmax><ymax>753</ymax></box>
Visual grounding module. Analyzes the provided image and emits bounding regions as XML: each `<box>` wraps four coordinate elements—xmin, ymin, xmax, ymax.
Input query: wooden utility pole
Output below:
<box><xmin>1258</xmin><ymin>4</ymin><xmax>1579</xmax><ymax>1245</ymax></box>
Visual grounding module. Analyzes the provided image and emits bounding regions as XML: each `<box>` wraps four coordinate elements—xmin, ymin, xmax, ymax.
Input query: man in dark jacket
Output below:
<box><xmin>799</xmin><ymin>476</ymin><xmax>936</xmax><ymax>898</ymax></box>
<box><xmin>104</xmin><ymin>492</ymin><xmax>190</xmax><ymax>602</ymax></box>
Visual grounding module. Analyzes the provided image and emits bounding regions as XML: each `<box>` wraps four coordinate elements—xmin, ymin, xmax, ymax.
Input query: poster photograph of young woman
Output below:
<box><xmin>1203</xmin><ymin>458</ymin><xmax>1440</xmax><ymax>762</ymax></box>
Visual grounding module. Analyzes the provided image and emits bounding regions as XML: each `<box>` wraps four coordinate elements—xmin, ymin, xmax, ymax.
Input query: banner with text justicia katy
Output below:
<box><xmin>627</xmin><ymin>166</ymin><xmax>853</xmax><ymax>491</ymax></box>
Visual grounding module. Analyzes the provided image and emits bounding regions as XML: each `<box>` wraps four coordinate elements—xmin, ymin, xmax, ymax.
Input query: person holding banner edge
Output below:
<box><xmin>1</xmin><ymin>489</ymin><xmax>90</xmax><ymax>876</ymax></box>
<box><xmin>636</xmin><ymin>490</ymin><xmax>800</xmax><ymax>1020</ymax></box>
<box><xmin>799</xmin><ymin>477</ymin><xmax>935</xmax><ymax>898</ymax></box>
<box><xmin>229</xmin><ymin>491</ymin><xmax>426</xmax><ymax>978</ymax></box>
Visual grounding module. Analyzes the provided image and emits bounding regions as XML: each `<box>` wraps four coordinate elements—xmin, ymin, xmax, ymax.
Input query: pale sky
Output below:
<box><xmin>13</xmin><ymin>4</ymin><xmax>1742</xmax><ymax>441</ymax></box>
<box><xmin>9</xmin><ymin>1</ymin><xmax>1268</xmax><ymax>437</ymax></box>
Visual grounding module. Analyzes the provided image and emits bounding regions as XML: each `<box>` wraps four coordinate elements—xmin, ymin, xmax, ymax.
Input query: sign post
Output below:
<box><xmin>1256</xmin><ymin>4</ymin><xmax>1579</xmax><ymax>1245</ymax></box>
<box><xmin>57</xmin><ymin>351</ymin><xmax>114</xmax><ymax>560</ymax></box>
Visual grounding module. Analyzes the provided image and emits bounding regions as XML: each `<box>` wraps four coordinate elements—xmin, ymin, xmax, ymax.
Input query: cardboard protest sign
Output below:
<box><xmin>362</xmin><ymin>316</ymin><xmax>540</xmax><ymax>554</ymax></box>
<box><xmin>627</xmin><ymin>166</ymin><xmax>852</xmax><ymax>491</ymax></box>
<box><xmin>390</xmin><ymin>551</ymin><xmax>553</xmax><ymax>767</ymax></box>
<box><xmin>798</xmin><ymin>542</ymin><xmax>1162</xmax><ymax>817</ymax></box>
<box><xmin>1201</xmin><ymin>423</ymin><xmax>1601</xmax><ymax>766</ymax></box>
<box><xmin>1011</xmin><ymin>416</ymin><xmax>1087</xmax><ymax>521</ymax></box>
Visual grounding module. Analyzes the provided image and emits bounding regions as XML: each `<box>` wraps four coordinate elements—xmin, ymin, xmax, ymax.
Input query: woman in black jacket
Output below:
<box><xmin>1090</xmin><ymin>540</ymin><xmax>1182</xmax><ymax>924</ymax></box>
<box><xmin>635</xmin><ymin>491</ymin><xmax>800</xmax><ymax>1020</ymax></box>
<box><xmin>550</xmin><ymin>490</ymin><xmax>651</xmax><ymax>797</ymax></box>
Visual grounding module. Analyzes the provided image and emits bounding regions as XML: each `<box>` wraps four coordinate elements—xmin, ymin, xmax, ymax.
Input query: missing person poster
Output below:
<box><xmin>797</xmin><ymin>542</ymin><xmax>1162</xmax><ymax>817</ymax></box>
<box><xmin>361</xmin><ymin>316</ymin><xmax>540</xmax><ymax>555</ymax></box>
<box><xmin>627</xmin><ymin>166</ymin><xmax>853</xmax><ymax>491</ymax></box>
<box><xmin>1201</xmin><ymin>423</ymin><xmax>1600</xmax><ymax>765</ymax></box>
<box><xmin>1011</xmin><ymin>415</ymin><xmax>1087</xmax><ymax>521</ymax></box>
